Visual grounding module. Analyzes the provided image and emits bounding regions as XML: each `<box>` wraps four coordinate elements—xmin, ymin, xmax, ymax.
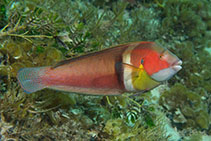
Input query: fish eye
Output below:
<box><xmin>160</xmin><ymin>49</ymin><xmax>166</xmax><ymax>59</ymax></box>
<box><xmin>141</xmin><ymin>58</ymin><xmax>144</xmax><ymax>64</ymax></box>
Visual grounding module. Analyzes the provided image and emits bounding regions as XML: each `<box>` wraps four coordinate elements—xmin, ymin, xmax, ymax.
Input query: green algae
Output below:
<box><xmin>160</xmin><ymin>0</ymin><xmax>210</xmax><ymax>41</ymax></box>
<box><xmin>0</xmin><ymin>41</ymin><xmax>63</xmax><ymax>77</ymax></box>
<box><xmin>160</xmin><ymin>83</ymin><xmax>209</xmax><ymax>130</ymax></box>
<box><xmin>0</xmin><ymin>0</ymin><xmax>211</xmax><ymax>140</ymax></box>
<box><xmin>103</xmin><ymin>116</ymin><xmax>167</xmax><ymax>141</ymax></box>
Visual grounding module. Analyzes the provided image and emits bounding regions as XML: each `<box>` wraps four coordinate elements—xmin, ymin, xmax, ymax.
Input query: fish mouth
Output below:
<box><xmin>171</xmin><ymin>60</ymin><xmax>182</xmax><ymax>72</ymax></box>
<box><xmin>150</xmin><ymin>60</ymin><xmax>182</xmax><ymax>82</ymax></box>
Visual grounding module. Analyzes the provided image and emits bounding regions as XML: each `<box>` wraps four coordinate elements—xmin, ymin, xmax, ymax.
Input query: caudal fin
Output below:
<box><xmin>17</xmin><ymin>67</ymin><xmax>49</xmax><ymax>94</ymax></box>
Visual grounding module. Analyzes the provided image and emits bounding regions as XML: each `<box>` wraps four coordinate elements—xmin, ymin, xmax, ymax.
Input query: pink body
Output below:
<box><xmin>17</xmin><ymin>42</ymin><xmax>182</xmax><ymax>95</ymax></box>
<box><xmin>43</xmin><ymin>46</ymin><xmax>126</xmax><ymax>94</ymax></box>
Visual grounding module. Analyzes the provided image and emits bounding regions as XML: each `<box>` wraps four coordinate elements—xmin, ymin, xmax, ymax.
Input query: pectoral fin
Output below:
<box><xmin>115</xmin><ymin>62</ymin><xmax>160</xmax><ymax>92</ymax></box>
<box><xmin>115</xmin><ymin>62</ymin><xmax>141</xmax><ymax>91</ymax></box>
<box><xmin>115</xmin><ymin>62</ymin><xmax>140</xmax><ymax>82</ymax></box>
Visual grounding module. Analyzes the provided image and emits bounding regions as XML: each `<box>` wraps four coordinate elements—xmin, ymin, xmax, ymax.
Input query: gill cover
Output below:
<box><xmin>116</xmin><ymin>62</ymin><xmax>160</xmax><ymax>92</ymax></box>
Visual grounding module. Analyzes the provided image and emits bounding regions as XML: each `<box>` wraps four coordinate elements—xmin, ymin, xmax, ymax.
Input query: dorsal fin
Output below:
<box><xmin>52</xmin><ymin>41</ymin><xmax>152</xmax><ymax>69</ymax></box>
<box><xmin>52</xmin><ymin>43</ymin><xmax>132</xmax><ymax>69</ymax></box>
<box><xmin>52</xmin><ymin>55</ymin><xmax>87</xmax><ymax>69</ymax></box>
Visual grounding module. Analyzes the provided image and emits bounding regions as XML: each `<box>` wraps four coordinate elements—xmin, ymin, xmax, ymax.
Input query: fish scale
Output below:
<box><xmin>17</xmin><ymin>42</ymin><xmax>182</xmax><ymax>95</ymax></box>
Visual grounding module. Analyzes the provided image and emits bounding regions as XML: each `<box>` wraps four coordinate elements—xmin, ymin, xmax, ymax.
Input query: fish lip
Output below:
<box><xmin>172</xmin><ymin>60</ymin><xmax>182</xmax><ymax>66</ymax></box>
<box><xmin>171</xmin><ymin>60</ymin><xmax>182</xmax><ymax>71</ymax></box>
<box><xmin>150</xmin><ymin>60</ymin><xmax>182</xmax><ymax>82</ymax></box>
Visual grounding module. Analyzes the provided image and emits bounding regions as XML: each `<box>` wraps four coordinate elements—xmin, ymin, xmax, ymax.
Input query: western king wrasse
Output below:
<box><xmin>17</xmin><ymin>42</ymin><xmax>182</xmax><ymax>95</ymax></box>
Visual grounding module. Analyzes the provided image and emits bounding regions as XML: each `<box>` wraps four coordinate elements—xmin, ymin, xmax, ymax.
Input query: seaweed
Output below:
<box><xmin>0</xmin><ymin>0</ymin><xmax>210</xmax><ymax>140</ymax></box>
<box><xmin>160</xmin><ymin>0</ymin><xmax>210</xmax><ymax>43</ymax></box>
<box><xmin>156</xmin><ymin>0</ymin><xmax>211</xmax><ymax>135</ymax></box>
<box><xmin>160</xmin><ymin>83</ymin><xmax>209</xmax><ymax>130</ymax></box>
<box><xmin>103</xmin><ymin>111</ymin><xmax>168</xmax><ymax>141</ymax></box>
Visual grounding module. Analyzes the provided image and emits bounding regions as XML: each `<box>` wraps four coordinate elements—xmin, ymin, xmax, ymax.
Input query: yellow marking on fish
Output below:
<box><xmin>132</xmin><ymin>64</ymin><xmax>159</xmax><ymax>91</ymax></box>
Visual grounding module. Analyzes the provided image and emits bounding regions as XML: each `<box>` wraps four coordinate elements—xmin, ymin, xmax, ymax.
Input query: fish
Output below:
<box><xmin>17</xmin><ymin>41</ymin><xmax>182</xmax><ymax>95</ymax></box>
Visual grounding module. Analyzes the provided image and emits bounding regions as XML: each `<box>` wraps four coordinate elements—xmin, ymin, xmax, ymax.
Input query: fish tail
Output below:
<box><xmin>17</xmin><ymin>67</ymin><xmax>49</xmax><ymax>94</ymax></box>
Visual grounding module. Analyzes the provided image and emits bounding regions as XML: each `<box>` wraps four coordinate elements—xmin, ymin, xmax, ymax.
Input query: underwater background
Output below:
<box><xmin>0</xmin><ymin>0</ymin><xmax>210</xmax><ymax>140</ymax></box>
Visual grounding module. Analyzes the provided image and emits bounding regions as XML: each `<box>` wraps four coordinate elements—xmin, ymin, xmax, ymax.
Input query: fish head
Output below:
<box><xmin>122</xmin><ymin>42</ymin><xmax>182</xmax><ymax>92</ymax></box>
<box><xmin>142</xmin><ymin>43</ymin><xmax>182</xmax><ymax>82</ymax></box>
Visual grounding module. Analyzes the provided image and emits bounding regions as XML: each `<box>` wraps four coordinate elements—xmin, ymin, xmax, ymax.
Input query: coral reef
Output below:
<box><xmin>0</xmin><ymin>0</ymin><xmax>210</xmax><ymax>140</ymax></box>
<box><xmin>157</xmin><ymin>0</ymin><xmax>211</xmax><ymax>136</ymax></box>
<box><xmin>103</xmin><ymin>116</ymin><xmax>167</xmax><ymax>141</ymax></box>
<box><xmin>160</xmin><ymin>83</ymin><xmax>209</xmax><ymax>130</ymax></box>
<box><xmin>160</xmin><ymin>0</ymin><xmax>210</xmax><ymax>42</ymax></box>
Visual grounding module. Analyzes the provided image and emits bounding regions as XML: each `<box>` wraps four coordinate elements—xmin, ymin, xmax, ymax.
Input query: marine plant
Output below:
<box><xmin>103</xmin><ymin>115</ymin><xmax>168</xmax><ymax>141</ymax></box>
<box><xmin>0</xmin><ymin>0</ymin><xmax>210</xmax><ymax>140</ymax></box>
<box><xmin>160</xmin><ymin>83</ymin><xmax>209</xmax><ymax>129</ymax></box>
<box><xmin>157</xmin><ymin>0</ymin><xmax>211</xmax><ymax>136</ymax></box>
<box><xmin>160</xmin><ymin>0</ymin><xmax>210</xmax><ymax>43</ymax></box>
